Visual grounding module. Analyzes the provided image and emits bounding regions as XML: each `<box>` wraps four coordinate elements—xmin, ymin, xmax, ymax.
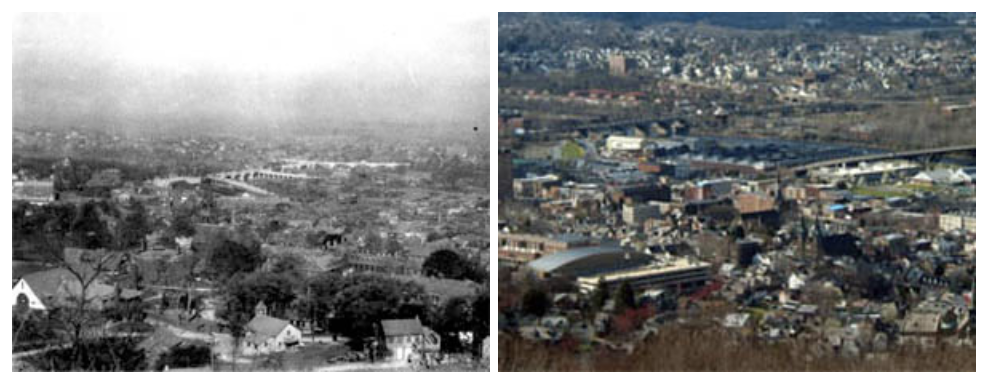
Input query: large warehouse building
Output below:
<box><xmin>577</xmin><ymin>257</ymin><xmax>712</xmax><ymax>294</ymax></box>
<box><xmin>526</xmin><ymin>244</ymin><xmax>649</xmax><ymax>278</ymax></box>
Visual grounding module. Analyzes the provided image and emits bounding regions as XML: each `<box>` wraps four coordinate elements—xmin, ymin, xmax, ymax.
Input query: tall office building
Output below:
<box><xmin>609</xmin><ymin>54</ymin><xmax>637</xmax><ymax>77</ymax></box>
<box><xmin>609</xmin><ymin>54</ymin><xmax>627</xmax><ymax>77</ymax></box>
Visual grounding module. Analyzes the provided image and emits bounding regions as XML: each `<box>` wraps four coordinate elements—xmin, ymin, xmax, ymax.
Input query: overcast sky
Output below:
<box><xmin>13</xmin><ymin>13</ymin><xmax>490</xmax><ymax>136</ymax></box>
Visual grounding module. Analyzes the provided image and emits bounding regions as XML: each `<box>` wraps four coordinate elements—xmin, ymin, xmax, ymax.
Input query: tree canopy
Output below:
<box><xmin>329</xmin><ymin>274</ymin><xmax>425</xmax><ymax>348</ymax></box>
<box><xmin>422</xmin><ymin>250</ymin><xmax>477</xmax><ymax>281</ymax></box>
<box><xmin>70</xmin><ymin>201</ymin><xmax>113</xmax><ymax>250</ymax></box>
<box><xmin>117</xmin><ymin>200</ymin><xmax>150</xmax><ymax>250</ymax></box>
<box><xmin>207</xmin><ymin>239</ymin><xmax>264</xmax><ymax>282</ymax></box>
<box><xmin>522</xmin><ymin>288</ymin><xmax>551</xmax><ymax>318</ymax></box>
<box><xmin>614</xmin><ymin>282</ymin><xmax>638</xmax><ymax>312</ymax></box>
<box><xmin>222</xmin><ymin>272</ymin><xmax>298</xmax><ymax>321</ymax></box>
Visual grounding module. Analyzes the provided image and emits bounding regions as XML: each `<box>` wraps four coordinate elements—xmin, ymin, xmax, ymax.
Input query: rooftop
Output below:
<box><xmin>551</xmin><ymin>233</ymin><xmax>590</xmax><ymax>244</ymax></box>
<box><xmin>381</xmin><ymin>318</ymin><xmax>424</xmax><ymax>337</ymax></box>
<box><xmin>247</xmin><ymin>315</ymin><xmax>291</xmax><ymax>338</ymax></box>
<box><xmin>527</xmin><ymin>243</ymin><xmax>629</xmax><ymax>274</ymax></box>
<box><xmin>577</xmin><ymin>257</ymin><xmax>711</xmax><ymax>285</ymax></box>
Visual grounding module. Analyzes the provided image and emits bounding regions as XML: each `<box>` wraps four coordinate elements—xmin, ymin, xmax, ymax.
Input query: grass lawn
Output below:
<box><xmin>281</xmin><ymin>342</ymin><xmax>352</xmax><ymax>370</ymax></box>
<box><xmin>209</xmin><ymin>342</ymin><xmax>354</xmax><ymax>371</ymax></box>
<box><xmin>422</xmin><ymin>361</ymin><xmax>489</xmax><ymax>372</ymax></box>
<box><xmin>900</xmin><ymin>183</ymin><xmax>938</xmax><ymax>193</ymax></box>
<box><xmin>560</xmin><ymin>140</ymin><xmax>586</xmax><ymax>161</ymax></box>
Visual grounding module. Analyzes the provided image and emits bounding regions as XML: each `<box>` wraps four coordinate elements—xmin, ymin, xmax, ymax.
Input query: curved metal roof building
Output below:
<box><xmin>527</xmin><ymin>243</ymin><xmax>649</xmax><ymax>278</ymax></box>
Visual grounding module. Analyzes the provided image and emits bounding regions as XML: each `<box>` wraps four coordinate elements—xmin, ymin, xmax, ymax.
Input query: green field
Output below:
<box><xmin>560</xmin><ymin>141</ymin><xmax>586</xmax><ymax>161</ymax></box>
<box><xmin>850</xmin><ymin>186</ymin><xmax>912</xmax><ymax>199</ymax></box>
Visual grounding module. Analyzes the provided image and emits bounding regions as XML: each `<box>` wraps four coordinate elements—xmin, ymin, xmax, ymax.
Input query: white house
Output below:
<box><xmin>241</xmin><ymin>312</ymin><xmax>303</xmax><ymax>356</ymax></box>
<box><xmin>12</xmin><ymin>276</ymin><xmax>46</xmax><ymax>311</ymax></box>
<box><xmin>912</xmin><ymin>169</ymin><xmax>972</xmax><ymax>186</ymax></box>
<box><xmin>605</xmin><ymin>136</ymin><xmax>645</xmax><ymax>152</ymax></box>
<box><xmin>962</xmin><ymin>168</ymin><xmax>975</xmax><ymax>183</ymax></box>
<box><xmin>481</xmin><ymin>337</ymin><xmax>490</xmax><ymax>360</ymax></box>
<box><xmin>379</xmin><ymin>318</ymin><xmax>440</xmax><ymax>362</ymax></box>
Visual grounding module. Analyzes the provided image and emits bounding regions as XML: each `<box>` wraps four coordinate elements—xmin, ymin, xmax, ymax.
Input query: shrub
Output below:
<box><xmin>154</xmin><ymin>343</ymin><xmax>212</xmax><ymax>371</ymax></box>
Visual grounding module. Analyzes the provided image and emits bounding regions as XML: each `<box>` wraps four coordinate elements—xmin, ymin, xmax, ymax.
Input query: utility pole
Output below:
<box><xmin>306</xmin><ymin>285</ymin><xmax>315</xmax><ymax>343</ymax></box>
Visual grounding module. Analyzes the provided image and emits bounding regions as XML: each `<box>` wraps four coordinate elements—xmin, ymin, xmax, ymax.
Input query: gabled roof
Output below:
<box><xmin>13</xmin><ymin>262</ymin><xmax>52</xmax><ymax>281</ymax></box>
<box><xmin>63</xmin><ymin>248</ymin><xmax>127</xmax><ymax>273</ymax></box>
<box><xmin>247</xmin><ymin>315</ymin><xmax>291</xmax><ymax>337</ymax></box>
<box><xmin>380</xmin><ymin>318</ymin><xmax>424</xmax><ymax>337</ymax></box>
<box><xmin>18</xmin><ymin>268</ymin><xmax>116</xmax><ymax>307</ymax></box>
<box><xmin>914</xmin><ymin>169</ymin><xmax>971</xmax><ymax>184</ymax></box>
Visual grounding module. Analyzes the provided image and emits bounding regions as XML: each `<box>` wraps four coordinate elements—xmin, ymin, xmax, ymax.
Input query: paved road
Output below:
<box><xmin>313</xmin><ymin>360</ymin><xmax>410</xmax><ymax>372</ymax></box>
<box><xmin>145</xmin><ymin>316</ymin><xmax>215</xmax><ymax>341</ymax></box>
<box><xmin>13</xmin><ymin>344</ymin><xmax>69</xmax><ymax>360</ymax></box>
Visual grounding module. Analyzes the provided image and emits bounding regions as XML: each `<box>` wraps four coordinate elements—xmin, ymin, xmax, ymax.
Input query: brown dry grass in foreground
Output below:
<box><xmin>499</xmin><ymin>329</ymin><xmax>976</xmax><ymax>372</ymax></box>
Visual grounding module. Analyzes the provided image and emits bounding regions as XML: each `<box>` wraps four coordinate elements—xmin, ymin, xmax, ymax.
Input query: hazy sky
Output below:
<box><xmin>13</xmin><ymin>13</ymin><xmax>490</xmax><ymax>135</ymax></box>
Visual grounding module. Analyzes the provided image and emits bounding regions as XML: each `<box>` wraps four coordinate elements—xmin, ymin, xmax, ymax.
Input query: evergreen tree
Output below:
<box><xmin>118</xmin><ymin>201</ymin><xmax>150</xmax><ymax>250</ymax></box>
<box><xmin>591</xmin><ymin>279</ymin><xmax>611</xmax><ymax>313</ymax></box>
<box><xmin>614</xmin><ymin>282</ymin><xmax>637</xmax><ymax>312</ymax></box>
<box><xmin>521</xmin><ymin>288</ymin><xmax>551</xmax><ymax>318</ymax></box>
<box><xmin>71</xmin><ymin>201</ymin><xmax>111</xmax><ymax>249</ymax></box>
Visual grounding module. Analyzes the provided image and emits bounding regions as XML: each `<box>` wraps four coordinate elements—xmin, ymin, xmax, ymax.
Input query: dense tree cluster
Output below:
<box><xmin>521</xmin><ymin>288</ymin><xmax>551</xmax><ymax>318</ymax></box>
<box><xmin>428</xmin><ymin>290</ymin><xmax>490</xmax><ymax>355</ymax></box>
<box><xmin>12</xmin><ymin>199</ymin><xmax>152</xmax><ymax>262</ymax></box>
<box><xmin>153</xmin><ymin>343</ymin><xmax>212</xmax><ymax>371</ymax></box>
<box><xmin>207</xmin><ymin>239</ymin><xmax>264</xmax><ymax>282</ymax></box>
<box><xmin>422</xmin><ymin>250</ymin><xmax>487</xmax><ymax>283</ymax></box>
<box><xmin>22</xmin><ymin>337</ymin><xmax>148</xmax><ymax>371</ymax></box>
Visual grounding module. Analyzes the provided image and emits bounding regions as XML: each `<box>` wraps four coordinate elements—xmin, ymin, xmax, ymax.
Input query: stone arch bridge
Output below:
<box><xmin>211</xmin><ymin>169</ymin><xmax>311</xmax><ymax>182</ymax></box>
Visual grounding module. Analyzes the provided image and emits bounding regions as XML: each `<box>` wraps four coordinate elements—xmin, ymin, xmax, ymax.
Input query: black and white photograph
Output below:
<box><xmin>11</xmin><ymin>11</ymin><xmax>490</xmax><ymax>372</ymax></box>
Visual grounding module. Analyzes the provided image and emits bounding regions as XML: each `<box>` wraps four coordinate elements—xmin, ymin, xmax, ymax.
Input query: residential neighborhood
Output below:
<box><xmin>12</xmin><ymin>12</ymin><xmax>490</xmax><ymax>372</ymax></box>
<box><xmin>498</xmin><ymin>12</ymin><xmax>975</xmax><ymax>372</ymax></box>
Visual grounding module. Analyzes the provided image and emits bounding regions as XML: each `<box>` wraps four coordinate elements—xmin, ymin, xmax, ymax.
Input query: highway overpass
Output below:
<box><xmin>789</xmin><ymin>144</ymin><xmax>976</xmax><ymax>173</ymax></box>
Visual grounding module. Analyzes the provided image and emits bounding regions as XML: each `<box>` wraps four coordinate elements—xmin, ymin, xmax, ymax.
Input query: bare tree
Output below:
<box><xmin>43</xmin><ymin>249</ymin><xmax>120</xmax><ymax>368</ymax></box>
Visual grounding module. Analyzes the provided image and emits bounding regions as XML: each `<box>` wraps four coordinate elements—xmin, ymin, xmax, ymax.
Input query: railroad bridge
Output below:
<box><xmin>211</xmin><ymin>169</ymin><xmax>311</xmax><ymax>182</ymax></box>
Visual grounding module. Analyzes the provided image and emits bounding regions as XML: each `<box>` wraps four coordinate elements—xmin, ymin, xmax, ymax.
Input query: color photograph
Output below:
<box><xmin>497</xmin><ymin>12</ymin><xmax>976</xmax><ymax>372</ymax></box>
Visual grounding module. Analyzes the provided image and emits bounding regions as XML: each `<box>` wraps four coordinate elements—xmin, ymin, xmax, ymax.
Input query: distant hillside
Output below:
<box><xmin>501</xmin><ymin>12</ymin><xmax>975</xmax><ymax>32</ymax></box>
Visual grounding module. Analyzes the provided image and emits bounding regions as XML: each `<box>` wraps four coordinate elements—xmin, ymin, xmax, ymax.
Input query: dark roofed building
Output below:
<box><xmin>12</xmin><ymin>268</ymin><xmax>116</xmax><ymax>311</ymax></box>
<box><xmin>819</xmin><ymin>233</ymin><xmax>863</xmax><ymax>258</ymax></box>
<box><xmin>609</xmin><ymin>183</ymin><xmax>672</xmax><ymax>205</ymax></box>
